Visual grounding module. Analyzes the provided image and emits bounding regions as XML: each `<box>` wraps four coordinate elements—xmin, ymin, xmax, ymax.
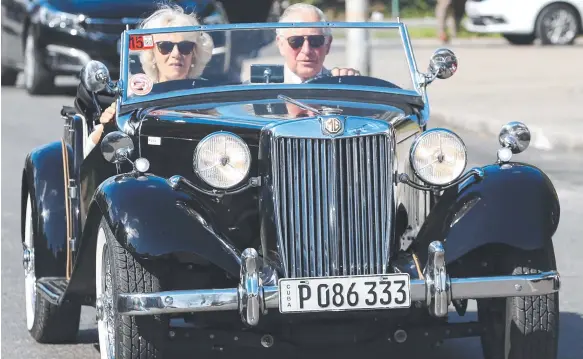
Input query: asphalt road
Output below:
<box><xmin>2</xmin><ymin>50</ymin><xmax>583</xmax><ymax>358</ymax></box>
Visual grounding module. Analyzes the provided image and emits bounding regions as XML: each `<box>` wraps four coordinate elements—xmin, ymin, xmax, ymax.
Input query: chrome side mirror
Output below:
<box><xmin>101</xmin><ymin>131</ymin><xmax>134</xmax><ymax>164</ymax></box>
<box><xmin>499</xmin><ymin>121</ymin><xmax>531</xmax><ymax>154</ymax></box>
<box><xmin>80</xmin><ymin>60</ymin><xmax>120</xmax><ymax>119</ymax></box>
<box><xmin>420</xmin><ymin>48</ymin><xmax>458</xmax><ymax>86</ymax></box>
<box><xmin>429</xmin><ymin>48</ymin><xmax>458</xmax><ymax>80</ymax></box>
<box><xmin>80</xmin><ymin>60</ymin><xmax>112</xmax><ymax>93</ymax></box>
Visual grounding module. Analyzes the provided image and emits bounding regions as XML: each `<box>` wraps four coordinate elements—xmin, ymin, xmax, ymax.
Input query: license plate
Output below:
<box><xmin>278</xmin><ymin>273</ymin><xmax>411</xmax><ymax>313</ymax></box>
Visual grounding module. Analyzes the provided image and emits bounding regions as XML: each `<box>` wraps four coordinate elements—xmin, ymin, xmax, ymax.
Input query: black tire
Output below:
<box><xmin>1</xmin><ymin>67</ymin><xmax>19</xmax><ymax>86</ymax></box>
<box><xmin>23</xmin><ymin>33</ymin><xmax>55</xmax><ymax>95</ymax></box>
<box><xmin>502</xmin><ymin>34</ymin><xmax>536</xmax><ymax>45</ymax></box>
<box><xmin>97</xmin><ymin>219</ymin><xmax>169</xmax><ymax>359</ymax></box>
<box><xmin>478</xmin><ymin>243</ymin><xmax>559</xmax><ymax>359</ymax></box>
<box><xmin>29</xmin><ymin>289</ymin><xmax>82</xmax><ymax>343</ymax></box>
<box><xmin>23</xmin><ymin>193</ymin><xmax>81</xmax><ymax>343</ymax></box>
<box><xmin>536</xmin><ymin>3</ymin><xmax>581</xmax><ymax>45</ymax></box>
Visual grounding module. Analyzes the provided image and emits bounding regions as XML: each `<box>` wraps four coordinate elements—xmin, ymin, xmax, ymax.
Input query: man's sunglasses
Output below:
<box><xmin>156</xmin><ymin>41</ymin><xmax>196</xmax><ymax>55</ymax></box>
<box><xmin>286</xmin><ymin>35</ymin><xmax>327</xmax><ymax>49</ymax></box>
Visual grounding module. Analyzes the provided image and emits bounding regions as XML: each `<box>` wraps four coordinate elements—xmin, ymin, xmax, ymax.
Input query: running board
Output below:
<box><xmin>37</xmin><ymin>277</ymin><xmax>69</xmax><ymax>305</ymax></box>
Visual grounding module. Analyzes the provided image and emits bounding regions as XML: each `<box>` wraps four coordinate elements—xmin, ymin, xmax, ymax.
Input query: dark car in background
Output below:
<box><xmin>1</xmin><ymin>0</ymin><xmax>280</xmax><ymax>95</ymax></box>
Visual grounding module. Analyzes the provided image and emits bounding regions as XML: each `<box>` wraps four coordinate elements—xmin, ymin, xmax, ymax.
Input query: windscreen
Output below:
<box><xmin>122</xmin><ymin>24</ymin><xmax>418</xmax><ymax>100</ymax></box>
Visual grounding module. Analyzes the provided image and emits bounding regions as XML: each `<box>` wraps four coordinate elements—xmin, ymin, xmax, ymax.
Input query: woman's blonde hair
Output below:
<box><xmin>138</xmin><ymin>4</ymin><xmax>214</xmax><ymax>82</ymax></box>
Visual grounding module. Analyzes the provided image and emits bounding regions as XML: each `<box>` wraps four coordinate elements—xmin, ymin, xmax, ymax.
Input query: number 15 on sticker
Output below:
<box><xmin>129</xmin><ymin>35</ymin><xmax>154</xmax><ymax>50</ymax></box>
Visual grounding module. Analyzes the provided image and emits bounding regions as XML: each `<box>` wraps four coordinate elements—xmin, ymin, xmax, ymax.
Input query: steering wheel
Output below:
<box><xmin>305</xmin><ymin>74</ymin><xmax>402</xmax><ymax>89</ymax></box>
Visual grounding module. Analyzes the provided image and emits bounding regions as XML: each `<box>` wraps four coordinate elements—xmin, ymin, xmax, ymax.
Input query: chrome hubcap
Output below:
<box><xmin>23</xmin><ymin>247</ymin><xmax>34</xmax><ymax>272</ymax></box>
<box><xmin>544</xmin><ymin>9</ymin><xmax>577</xmax><ymax>44</ymax></box>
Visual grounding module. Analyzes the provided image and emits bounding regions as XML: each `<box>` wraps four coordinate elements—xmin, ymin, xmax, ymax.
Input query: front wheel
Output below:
<box><xmin>96</xmin><ymin>218</ymin><xmax>169</xmax><ymax>359</ymax></box>
<box><xmin>478</xmin><ymin>243</ymin><xmax>559</xmax><ymax>359</ymax></box>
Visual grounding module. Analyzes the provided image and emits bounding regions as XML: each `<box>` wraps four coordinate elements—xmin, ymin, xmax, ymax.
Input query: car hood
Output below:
<box><xmin>45</xmin><ymin>0</ymin><xmax>214</xmax><ymax>19</ymax></box>
<box><xmin>137</xmin><ymin>98</ymin><xmax>408</xmax><ymax>140</ymax></box>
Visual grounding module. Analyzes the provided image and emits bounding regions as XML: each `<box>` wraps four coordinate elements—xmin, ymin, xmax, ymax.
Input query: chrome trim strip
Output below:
<box><xmin>399</xmin><ymin>23</ymin><xmax>422</xmax><ymax>95</ymax></box>
<box><xmin>121</xmin><ymin>84</ymin><xmax>422</xmax><ymax>106</ymax></box>
<box><xmin>117</xmin><ymin>271</ymin><xmax>561</xmax><ymax>316</ymax></box>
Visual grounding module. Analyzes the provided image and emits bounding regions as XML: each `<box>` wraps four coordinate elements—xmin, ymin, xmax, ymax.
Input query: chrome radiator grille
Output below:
<box><xmin>271</xmin><ymin>134</ymin><xmax>394</xmax><ymax>278</ymax></box>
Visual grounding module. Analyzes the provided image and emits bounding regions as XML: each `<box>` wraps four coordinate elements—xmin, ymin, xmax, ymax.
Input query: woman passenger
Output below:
<box><xmin>85</xmin><ymin>4</ymin><xmax>214</xmax><ymax>156</ymax></box>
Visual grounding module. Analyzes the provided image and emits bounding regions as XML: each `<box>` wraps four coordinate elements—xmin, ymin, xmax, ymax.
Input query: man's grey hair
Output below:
<box><xmin>276</xmin><ymin>3</ymin><xmax>332</xmax><ymax>36</ymax></box>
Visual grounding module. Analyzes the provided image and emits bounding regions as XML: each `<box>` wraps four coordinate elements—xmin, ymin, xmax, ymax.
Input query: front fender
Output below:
<box><xmin>22</xmin><ymin>141</ymin><xmax>70</xmax><ymax>278</ymax></box>
<box><xmin>414</xmin><ymin>163</ymin><xmax>560</xmax><ymax>268</ymax></box>
<box><xmin>68</xmin><ymin>173</ymin><xmax>243</xmax><ymax>296</ymax></box>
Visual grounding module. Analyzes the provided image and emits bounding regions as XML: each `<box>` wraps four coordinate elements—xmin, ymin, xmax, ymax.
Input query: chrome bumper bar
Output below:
<box><xmin>116</xmin><ymin>241</ymin><xmax>560</xmax><ymax>326</ymax></box>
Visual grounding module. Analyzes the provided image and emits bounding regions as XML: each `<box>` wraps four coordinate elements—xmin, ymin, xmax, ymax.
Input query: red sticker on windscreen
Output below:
<box><xmin>129</xmin><ymin>35</ymin><xmax>154</xmax><ymax>50</ymax></box>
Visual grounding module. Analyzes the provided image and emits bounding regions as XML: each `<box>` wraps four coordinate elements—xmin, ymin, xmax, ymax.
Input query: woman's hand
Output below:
<box><xmin>100</xmin><ymin>102</ymin><xmax>116</xmax><ymax>124</ymax></box>
<box><xmin>90</xmin><ymin>102</ymin><xmax>116</xmax><ymax>145</ymax></box>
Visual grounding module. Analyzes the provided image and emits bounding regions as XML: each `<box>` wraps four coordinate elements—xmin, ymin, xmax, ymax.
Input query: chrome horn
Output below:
<box><xmin>499</xmin><ymin>121</ymin><xmax>531</xmax><ymax>153</ymax></box>
<box><xmin>497</xmin><ymin>122</ymin><xmax>531</xmax><ymax>162</ymax></box>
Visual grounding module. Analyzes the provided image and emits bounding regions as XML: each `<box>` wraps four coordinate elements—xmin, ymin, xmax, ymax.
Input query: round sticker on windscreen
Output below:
<box><xmin>129</xmin><ymin>73</ymin><xmax>153</xmax><ymax>95</ymax></box>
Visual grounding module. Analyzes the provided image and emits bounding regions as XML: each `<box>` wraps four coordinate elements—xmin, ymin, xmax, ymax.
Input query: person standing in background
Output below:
<box><xmin>436</xmin><ymin>0</ymin><xmax>467</xmax><ymax>43</ymax></box>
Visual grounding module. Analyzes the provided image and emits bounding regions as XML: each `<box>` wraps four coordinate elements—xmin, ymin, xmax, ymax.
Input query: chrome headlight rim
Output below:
<box><xmin>409</xmin><ymin>128</ymin><xmax>468</xmax><ymax>187</ymax></box>
<box><xmin>193</xmin><ymin>131</ymin><xmax>252</xmax><ymax>190</ymax></box>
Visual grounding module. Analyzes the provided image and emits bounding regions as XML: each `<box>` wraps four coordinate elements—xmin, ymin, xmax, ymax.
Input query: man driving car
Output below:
<box><xmin>276</xmin><ymin>3</ymin><xmax>360</xmax><ymax>83</ymax></box>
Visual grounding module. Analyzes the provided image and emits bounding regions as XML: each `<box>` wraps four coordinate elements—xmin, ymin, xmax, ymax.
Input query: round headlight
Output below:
<box><xmin>410</xmin><ymin>129</ymin><xmax>467</xmax><ymax>186</ymax></box>
<box><xmin>193</xmin><ymin>132</ymin><xmax>251</xmax><ymax>189</ymax></box>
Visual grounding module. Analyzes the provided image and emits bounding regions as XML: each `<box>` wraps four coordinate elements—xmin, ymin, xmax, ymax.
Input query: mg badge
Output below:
<box><xmin>322</xmin><ymin>117</ymin><xmax>344</xmax><ymax>136</ymax></box>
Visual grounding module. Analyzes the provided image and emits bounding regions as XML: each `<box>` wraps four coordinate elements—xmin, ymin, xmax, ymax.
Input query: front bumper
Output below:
<box><xmin>116</xmin><ymin>241</ymin><xmax>560</xmax><ymax>326</ymax></box>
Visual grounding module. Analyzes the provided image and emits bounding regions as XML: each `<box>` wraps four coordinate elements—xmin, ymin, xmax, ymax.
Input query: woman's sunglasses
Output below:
<box><xmin>156</xmin><ymin>41</ymin><xmax>196</xmax><ymax>55</ymax></box>
<box><xmin>286</xmin><ymin>35</ymin><xmax>327</xmax><ymax>50</ymax></box>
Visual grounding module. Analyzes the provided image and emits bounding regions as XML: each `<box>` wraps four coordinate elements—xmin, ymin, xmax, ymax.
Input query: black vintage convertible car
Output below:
<box><xmin>20</xmin><ymin>21</ymin><xmax>561</xmax><ymax>359</ymax></box>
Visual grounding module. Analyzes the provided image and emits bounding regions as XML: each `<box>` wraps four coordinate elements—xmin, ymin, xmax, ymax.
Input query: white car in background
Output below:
<box><xmin>464</xmin><ymin>0</ymin><xmax>583</xmax><ymax>45</ymax></box>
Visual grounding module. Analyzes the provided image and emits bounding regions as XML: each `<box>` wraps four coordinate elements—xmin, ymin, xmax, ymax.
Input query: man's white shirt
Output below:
<box><xmin>284</xmin><ymin>64</ymin><xmax>327</xmax><ymax>83</ymax></box>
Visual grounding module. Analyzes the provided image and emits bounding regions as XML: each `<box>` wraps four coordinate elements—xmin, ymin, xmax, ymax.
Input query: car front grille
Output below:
<box><xmin>269</xmin><ymin>130</ymin><xmax>394</xmax><ymax>278</ymax></box>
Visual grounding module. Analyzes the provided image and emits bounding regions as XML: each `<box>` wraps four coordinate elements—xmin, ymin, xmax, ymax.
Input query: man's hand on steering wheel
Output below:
<box><xmin>331</xmin><ymin>67</ymin><xmax>361</xmax><ymax>76</ymax></box>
